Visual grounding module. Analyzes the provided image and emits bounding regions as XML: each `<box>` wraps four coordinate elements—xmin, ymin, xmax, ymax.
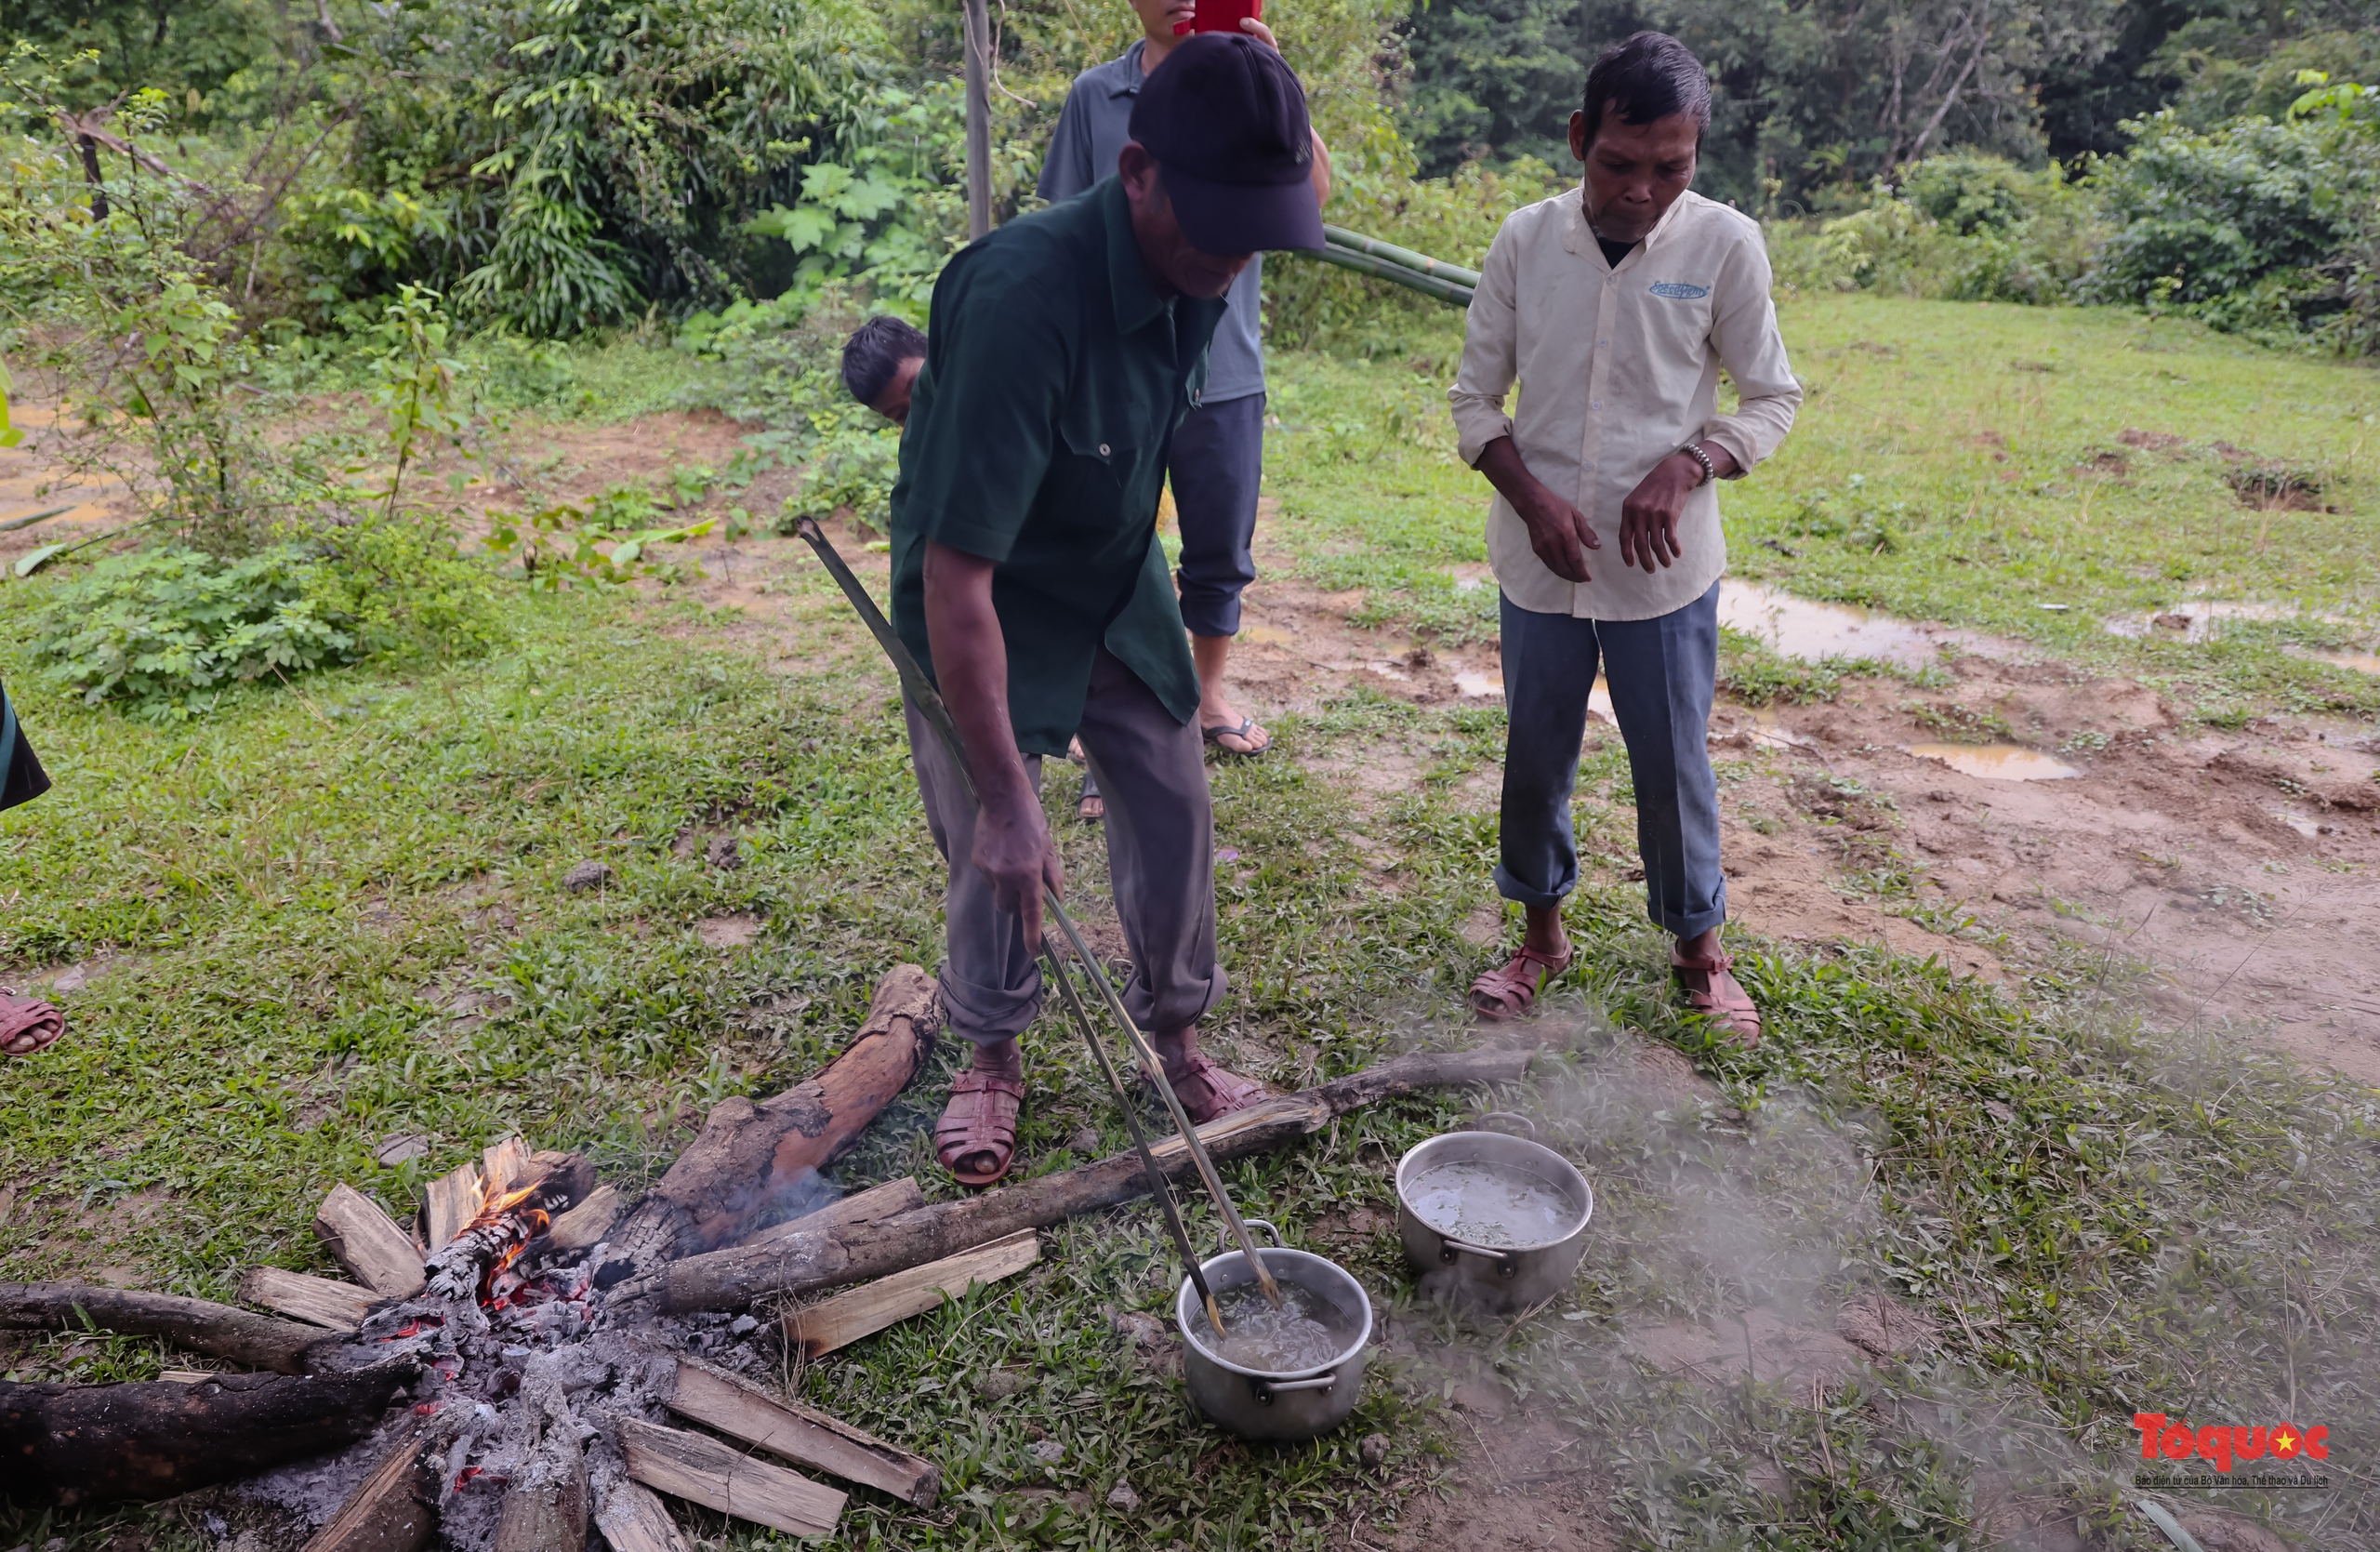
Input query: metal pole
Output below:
<box><xmin>963</xmin><ymin>0</ymin><xmax>991</xmax><ymax>240</ymax></box>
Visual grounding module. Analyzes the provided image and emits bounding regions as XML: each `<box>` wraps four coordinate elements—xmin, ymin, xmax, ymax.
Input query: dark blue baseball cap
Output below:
<box><xmin>1128</xmin><ymin>33</ymin><xmax>1325</xmax><ymax>255</ymax></box>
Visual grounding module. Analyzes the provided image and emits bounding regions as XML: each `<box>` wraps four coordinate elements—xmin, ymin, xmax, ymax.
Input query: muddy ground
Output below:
<box><xmin>7</xmin><ymin>405</ymin><xmax>2375</xmax><ymax>1549</ymax></box>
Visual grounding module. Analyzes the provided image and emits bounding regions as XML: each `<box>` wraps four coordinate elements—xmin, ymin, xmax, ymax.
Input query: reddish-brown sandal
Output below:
<box><xmin>0</xmin><ymin>988</ymin><xmax>64</xmax><ymax>1056</ymax></box>
<box><xmin>1144</xmin><ymin>1054</ymin><xmax>1268</xmax><ymax>1124</ymax></box>
<box><xmin>1671</xmin><ymin>947</ymin><xmax>1762</xmax><ymax>1046</ymax></box>
<box><xmin>935</xmin><ymin>1069</ymin><xmax>1025</xmax><ymax>1187</ymax></box>
<box><xmin>1469</xmin><ymin>945</ymin><xmax>1573</xmax><ymax>1021</ymax></box>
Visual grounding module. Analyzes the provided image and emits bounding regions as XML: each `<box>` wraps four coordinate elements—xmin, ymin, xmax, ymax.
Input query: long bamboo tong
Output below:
<box><xmin>795</xmin><ymin>519</ymin><xmax>1285</xmax><ymax>1325</ymax></box>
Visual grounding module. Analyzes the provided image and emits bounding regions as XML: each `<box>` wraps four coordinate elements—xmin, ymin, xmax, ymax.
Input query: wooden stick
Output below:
<box><xmin>495</xmin><ymin>1377</ymin><xmax>588</xmax><ymax>1552</ymax></box>
<box><xmin>593</xmin><ymin>1476</ymin><xmax>692</xmax><ymax>1552</ymax></box>
<box><xmin>423</xmin><ymin>1161</ymin><xmax>482</xmax><ymax>1251</ymax></box>
<box><xmin>483</xmin><ymin>1136</ymin><xmax>532</xmax><ymax>1198</ymax></box>
<box><xmin>0</xmin><ymin>1370</ymin><xmax>404</xmax><ymax>1507</ymax></box>
<box><xmin>548</xmin><ymin>1185</ymin><xmax>624</xmax><ymax>1252</ymax></box>
<box><xmin>733</xmin><ymin>1176</ymin><xmax>924</xmax><ymax>1250</ymax></box>
<box><xmin>302</xmin><ymin>1419</ymin><xmax>445</xmax><ymax>1552</ymax></box>
<box><xmin>632</xmin><ymin>1043</ymin><xmax>1543</xmax><ymax>1315</ymax></box>
<box><xmin>0</xmin><ymin>1283</ymin><xmax>333</xmax><ymax>1375</ymax></box>
<box><xmin>314</xmin><ymin>1184</ymin><xmax>425</xmax><ymax>1298</ymax></box>
<box><xmin>661</xmin><ymin>1358</ymin><xmax>940</xmax><ymax>1507</ymax></box>
<box><xmin>597</xmin><ymin>966</ymin><xmax>938</xmax><ymax>1281</ymax></box>
<box><xmin>620</xmin><ymin>1416</ymin><xmax>845</xmax><ymax>1537</ymax></box>
<box><xmin>785</xmin><ymin>1229</ymin><xmax>1037</xmax><ymax>1357</ymax></box>
<box><xmin>238</xmin><ymin>1268</ymin><xmax>377</xmax><ymax>1332</ymax></box>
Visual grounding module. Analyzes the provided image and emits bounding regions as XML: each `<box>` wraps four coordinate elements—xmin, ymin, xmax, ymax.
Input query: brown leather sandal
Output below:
<box><xmin>0</xmin><ymin>988</ymin><xmax>64</xmax><ymax>1056</ymax></box>
<box><xmin>1672</xmin><ymin>946</ymin><xmax>1762</xmax><ymax>1046</ymax></box>
<box><xmin>935</xmin><ymin>1068</ymin><xmax>1025</xmax><ymax>1187</ymax></box>
<box><xmin>1144</xmin><ymin>1053</ymin><xmax>1268</xmax><ymax>1124</ymax></box>
<box><xmin>1469</xmin><ymin>945</ymin><xmax>1573</xmax><ymax>1021</ymax></box>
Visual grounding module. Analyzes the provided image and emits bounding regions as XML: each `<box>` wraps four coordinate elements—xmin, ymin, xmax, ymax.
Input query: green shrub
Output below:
<box><xmin>1769</xmin><ymin>154</ymin><xmax>2103</xmax><ymax>305</ymax></box>
<box><xmin>2076</xmin><ymin>109</ymin><xmax>2377</xmax><ymax>339</ymax></box>
<box><xmin>29</xmin><ymin>546</ymin><xmax>361</xmax><ymax>718</ymax></box>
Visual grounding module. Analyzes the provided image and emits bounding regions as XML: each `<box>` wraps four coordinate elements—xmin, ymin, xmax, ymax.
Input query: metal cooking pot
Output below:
<box><xmin>1395</xmin><ymin>1113</ymin><xmax>1594</xmax><ymax>1314</ymax></box>
<box><xmin>1175</xmin><ymin>1220</ymin><xmax>1373</xmax><ymax>1442</ymax></box>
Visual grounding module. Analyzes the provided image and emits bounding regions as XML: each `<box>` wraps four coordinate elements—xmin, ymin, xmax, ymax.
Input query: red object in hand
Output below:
<box><xmin>1182</xmin><ymin>0</ymin><xmax>1260</xmax><ymax>34</ymax></box>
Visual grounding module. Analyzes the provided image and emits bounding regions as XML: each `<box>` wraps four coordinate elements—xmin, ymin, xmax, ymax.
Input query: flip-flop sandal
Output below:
<box><xmin>1143</xmin><ymin>1053</ymin><xmax>1268</xmax><ymax>1124</ymax></box>
<box><xmin>935</xmin><ymin>1068</ymin><xmax>1025</xmax><ymax>1187</ymax></box>
<box><xmin>1077</xmin><ymin>768</ymin><xmax>1104</xmax><ymax>824</ymax></box>
<box><xmin>1201</xmin><ymin>717</ymin><xmax>1272</xmax><ymax>758</ymax></box>
<box><xmin>1672</xmin><ymin>947</ymin><xmax>1762</xmax><ymax>1046</ymax></box>
<box><xmin>1469</xmin><ymin>945</ymin><xmax>1572</xmax><ymax>1021</ymax></box>
<box><xmin>0</xmin><ymin>988</ymin><xmax>64</xmax><ymax>1056</ymax></box>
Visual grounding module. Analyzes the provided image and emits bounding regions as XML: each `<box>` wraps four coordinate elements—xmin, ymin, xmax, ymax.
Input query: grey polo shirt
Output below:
<box><xmin>1036</xmin><ymin>40</ymin><xmax>1265</xmax><ymax>404</ymax></box>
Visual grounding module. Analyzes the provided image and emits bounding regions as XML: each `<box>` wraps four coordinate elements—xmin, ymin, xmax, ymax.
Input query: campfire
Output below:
<box><xmin>0</xmin><ymin>966</ymin><xmax>1542</xmax><ymax>1548</ymax></box>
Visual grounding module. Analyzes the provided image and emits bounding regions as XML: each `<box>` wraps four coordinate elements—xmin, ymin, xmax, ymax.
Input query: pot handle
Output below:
<box><xmin>1220</xmin><ymin>1217</ymin><xmax>1287</xmax><ymax>1253</ymax></box>
<box><xmin>1438</xmin><ymin>1236</ymin><xmax>1518</xmax><ymax>1276</ymax></box>
<box><xmin>1251</xmin><ymin>1371</ymin><xmax>1337</xmax><ymax>1404</ymax></box>
<box><xmin>1468</xmin><ymin>1110</ymin><xmax>1538</xmax><ymax>1139</ymax></box>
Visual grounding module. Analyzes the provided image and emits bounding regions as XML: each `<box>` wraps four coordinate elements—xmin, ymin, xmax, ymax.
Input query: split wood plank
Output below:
<box><xmin>302</xmin><ymin>1421</ymin><xmax>443</xmax><ymax>1552</ymax></box>
<box><xmin>423</xmin><ymin>1161</ymin><xmax>482</xmax><ymax>1251</ymax></box>
<box><xmin>783</xmin><ymin>1228</ymin><xmax>1037</xmax><ymax>1358</ymax></box>
<box><xmin>314</xmin><ymin>1184</ymin><xmax>426</xmax><ymax>1298</ymax></box>
<box><xmin>483</xmin><ymin>1136</ymin><xmax>532</xmax><ymax>1198</ymax></box>
<box><xmin>734</xmin><ymin>1175</ymin><xmax>925</xmax><ymax>1250</ymax></box>
<box><xmin>593</xmin><ymin>1477</ymin><xmax>692</xmax><ymax>1552</ymax></box>
<box><xmin>665</xmin><ymin>1357</ymin><xmax>940</xmax><ymax>1507</ymax></box>
<box><xmin>548</xmin><ymin>1185</ymin><xmax>624</xmax><ymax>1252</ymax></box>
<box><xmin>239</xmin><ymin>1267</ymin><xmax>377</xmax><ymax>1332</ymax></box>
<box><xmin>620</xmin><ymin>1416</ymin><xmax>844</xmax><ymax>1537</ymax></box>
<box><xmin>158</xmin><ymin>1370</ymin><xmax>209</xmax><ymax>1384</ymax></box>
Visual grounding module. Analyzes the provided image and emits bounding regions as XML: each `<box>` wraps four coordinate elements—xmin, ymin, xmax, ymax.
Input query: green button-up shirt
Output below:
<box><xmin>890</xmin><ymin>179</ymin><xmax>1222</xmax><ymax>757</ymax></box>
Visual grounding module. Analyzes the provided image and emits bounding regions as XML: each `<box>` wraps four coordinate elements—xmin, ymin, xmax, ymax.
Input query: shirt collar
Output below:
<box><xmin>1102</xmin><ymin>179</ymin><xmax>1171</xmax><ymax>335</ymax></box>
<box><xmin>1563</xmin><ymin>186</ymin><xmax>1698</xmax><ymax>267</ymax></box>
<box><xmin>1108</xmin><ymin>39</ymin><xmax>1146</xmax><ymax>96</ymax></box>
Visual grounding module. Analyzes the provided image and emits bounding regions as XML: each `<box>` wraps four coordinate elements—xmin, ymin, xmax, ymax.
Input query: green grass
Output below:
<box><xmin>0</xmin><ymin>297</ymin><xmax>2375</xmax><ymax>1549</ymax></box>
<box><xmin>1263</xmin><ymin>295</ymin><xmax>2380</xmax><ymax>722</ymax></box>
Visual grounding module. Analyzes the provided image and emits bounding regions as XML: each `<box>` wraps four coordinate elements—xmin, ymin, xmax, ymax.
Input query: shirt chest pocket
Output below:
<box><xmin>1056</xmin><ymin>410</ymin><xmax>1146</xmax><ymax>497</ymax></box>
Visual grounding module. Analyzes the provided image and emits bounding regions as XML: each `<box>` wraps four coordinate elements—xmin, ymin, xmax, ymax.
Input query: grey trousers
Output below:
<box><xmin>907</xmin><ymin>647</ymin><xmax>1228</xmax><ymax>1047</ymax></box>
<box><xmin>1495</xmin><ymin>581</ymin><xmax>1727</xmax><ymax>938</ymax></box>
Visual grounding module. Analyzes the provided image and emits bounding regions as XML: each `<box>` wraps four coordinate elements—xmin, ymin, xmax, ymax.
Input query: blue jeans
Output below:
<box><xmin>1495</xmin><ymin>583</ymin><xmax>1727</xmax><ymax>938</ymax></box>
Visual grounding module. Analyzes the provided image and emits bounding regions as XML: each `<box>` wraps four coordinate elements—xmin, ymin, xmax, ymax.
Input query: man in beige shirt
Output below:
<box><xmin>1449</xmin><ymin>31</ymin><xmax>1801</xmax><ymax>1041</ymax></box>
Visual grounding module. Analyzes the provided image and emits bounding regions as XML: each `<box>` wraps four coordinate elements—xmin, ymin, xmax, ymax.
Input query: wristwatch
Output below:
<box><xmin>1678</xmin><ymin>443</ymin><xmax>1716</xmax><ymax>486</ymax></box>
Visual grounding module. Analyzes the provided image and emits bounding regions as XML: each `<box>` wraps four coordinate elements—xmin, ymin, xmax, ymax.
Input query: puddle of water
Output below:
<box><xmin>2271</xmin><ymin>809</ymin><xmax>2322</xmax><ymax>839</ymax></box>
<box><xmin>1447</xmin><ymin>564</ymin><xmax>1494</xmax><ymax>593</ymax></box>
<box><xmin>1907</xmin><ymin>743</ymin><xmax>2082</xmax><ymax>781</ymax></box>
<box><xmin>1449</xmin><ymin>671</ymin><xmax>1613</xmax><ymax>722</ymax></box>
<box><xmin>2103</xmin><ymin>599</ymin><xmax>2364</xmax><ymax>644</ymax></box>
<box><xmin>1749</xmin><ymin>708</ymin><xmax>1813</xmax><ymax>749</ymax></box>
<box><xmin>1720</xmin><ymin>582</ymin><xmax>2011</xmax><ymax>670</ymax></box>
<box><xmin>2305</xmin><ymin>649</ymin><xmax>2380</xmax><ymax>677</ymax></box>
<box><xmin>1242</xmin><ymin>625</ymin><xmax>1293</xmax><ymax>646</ymax></box>
<box><xmin>1363</xmin><ymin>661</ymin><xmax>1411</xmax><ymax>682</ymax></box>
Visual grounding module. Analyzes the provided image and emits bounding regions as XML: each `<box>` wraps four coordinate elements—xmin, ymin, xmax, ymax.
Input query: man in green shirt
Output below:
<box><xmin>891</xmin><ymin>33</ymin><xmax>1327</xmax><ymax>1186</ymax></box>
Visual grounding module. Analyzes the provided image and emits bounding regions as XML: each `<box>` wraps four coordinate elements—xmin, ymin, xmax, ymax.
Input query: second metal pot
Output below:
<box><xmin>1176</xmin><ymin>1221</ymin><xmax>1373</xmax><ymax>1442</ymax></box>
<box><xmin>1395</xmin><ymin>1113</ymin><xmax>1594</xmax><ymax>1314</ymax></box>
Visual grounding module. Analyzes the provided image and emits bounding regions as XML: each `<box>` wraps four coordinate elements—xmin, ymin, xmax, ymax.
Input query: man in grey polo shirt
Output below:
<box><xmin>1039</xmin><ymin>0</ymin><xmax>1330</xmax><ymax>814</ymax></box>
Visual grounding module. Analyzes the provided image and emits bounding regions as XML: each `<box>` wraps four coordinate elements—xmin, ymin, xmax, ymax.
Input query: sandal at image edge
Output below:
<box><xmin>1469</xmin><ymin>945</ymin><xmax>1573</xmax><ymax>1021</ymax></box>
<box><xmin>0</xmin><ymin>989</ymin><xmax>64</xmax><ymax>1056</ymax></box>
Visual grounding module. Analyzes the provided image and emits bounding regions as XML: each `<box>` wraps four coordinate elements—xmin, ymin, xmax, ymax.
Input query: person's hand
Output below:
<box><xmin>1238</xmin><ymin>17</ymin><xmax>1278</xmax><ymax>48</ymax></box>
<box><xmin>972</xmin><ymin>783</ymin><xmax>1064</xmax><ymax>952</ymax></box>
<box><xmin>1513</xmin><ymin>479</ymin><xmax>1600</xmax><ymax>584</ymax></box>
<box><xmin>1619</xmin><ymin>452</ymin><xmax>1700</xmax><ymax>572</ymax></box>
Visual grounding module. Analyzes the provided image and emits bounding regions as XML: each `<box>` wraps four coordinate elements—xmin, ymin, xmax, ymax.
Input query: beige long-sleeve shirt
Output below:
<box><xmin>1449</xmin><ymin>187</ymin><xmax>1802</xmax><ymax>621</ymax></box>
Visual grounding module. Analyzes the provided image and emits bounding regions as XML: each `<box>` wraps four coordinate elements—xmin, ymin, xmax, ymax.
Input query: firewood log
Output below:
<box><xmin>0</xmin><ymin>1283</ymin><xmax>336</xmax><ymax>1374</ymax></box>
<box><xmin>597</xmin><ymin>965</ymin><xmax>938</xmax><ymax>1283</ymax></box>
<box><xmin>494</xmin><ymin>1370</ymin><xmax>588</xmax><ymax>1552</ymax></box>
<box><xmin>625</xmin><ymin>1042</ymin><xmax>1543</xmax><ymax>1315</ymax></box>
<box><xmin>301</xmin><ymin>1418</ymin><xmax>450</xmax><ymax>1552</ymax></box>
<box><xmin>314</xmin><ymin>1185</ymin><xmax>426</xmax><ymax>1298</ymax></box>
<box><xmin>656</xmin><ymin>1355</ymin><xmax>941</xmax><ymax>1506</ymax></box>
<box><xmin>733</xmin><ymin>1175</ymin><xmax>923</xmax><ymax>1250</ymax></box>
<box><xmin>0</xmin><ymin>1370</ymin><xmax>403</xmax><ymax>1506</ymax></box>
